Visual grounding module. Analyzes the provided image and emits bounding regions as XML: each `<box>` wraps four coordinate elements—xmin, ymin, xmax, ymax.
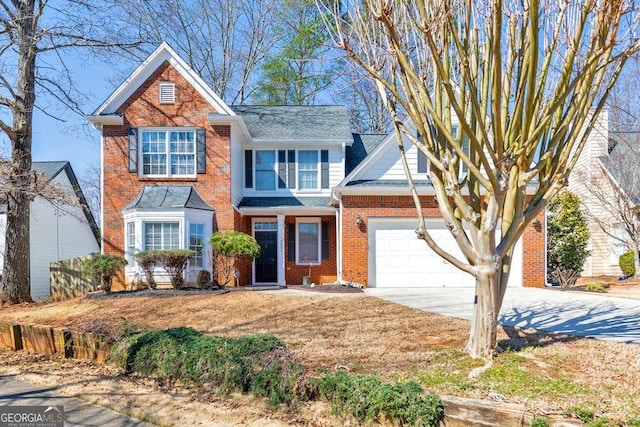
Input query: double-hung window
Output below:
<box><xmin>189</xmin><ymin>223</ymin><xmax>205</xmax><ymax>268</ymax></box>
<box><xmin>298</xmin><ymin>150</ymin><xmax>318</xmax><ymax>190</ymax></box>
<box><xmin>612</xmin><ymin>223</ymin><xmax>627</xmax><ymax>258</ymax></box>
<box><xmin>144</xmin><ymin>222</ymin><xmax>179</xmax><ymax>251</ymax></box>
<box><xmin>246</xmin><ymin>149</ymin><xmax>328</xmax><ymax>191</ymax></box>
<box><xmin>141</xmin><ymin>129</ymin><xmax>196</xmax><ymax>177</ymax></box>
<box><xmin>126</xmin><ymin>222</ymin><xmax>135</xmax><ymax>266</ymax></box>
<box><xmin>296</xmin><ymin>218</ymin><xmax>321</xmax><ymax>265</ymax></box>
<box><xmin>255</xmin><ymin>150</ymin><xmax>276</xmax><ymax>191</ymax></box>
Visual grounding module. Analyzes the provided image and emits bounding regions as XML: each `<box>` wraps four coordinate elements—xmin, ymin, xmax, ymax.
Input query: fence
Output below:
<box><xmin>0</xmin><ymin>321</ymin><xmax>111</xmax><ymax>363</ymax></box>
<box><xmin>50</xmin><ymin>254</ymin><xmax>97</xmax><ymax>301</ymax></box>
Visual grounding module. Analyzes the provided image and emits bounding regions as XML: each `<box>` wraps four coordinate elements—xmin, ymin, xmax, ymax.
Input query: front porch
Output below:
<box><xmin>237</xmin><ymin>197</ymin><xmax>339</xmax><ymax>286</ymax></box>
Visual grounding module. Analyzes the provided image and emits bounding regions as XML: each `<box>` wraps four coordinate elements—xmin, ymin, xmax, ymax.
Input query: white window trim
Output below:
<box><xmin>297</xmin><ymin>150</ymin><xmax>320</xmax><ymax>192</ymax></box>
<box><xmin>139</xmin><ymin>128</ymin><xmax>197</xmax><ymax>178</ymax></box>
<box><xmin>126</xmin><ymin>221</ymin><xmax>136</xmax><ymax>267</ymax></box>
<box><xmin>122</xmin><ymin>209</ymin><xmax>212</xmax><ymax>277</ymax></box>
<box><xmin>295</xmin><ymin>217</ymin><xmax>321</xmax><ymax>265</ymax></box>
<box><xmin>158</xmin><ymin>82</ymin><xmax>175</xmax><ymax>104</ymax></box>
<box><xmin>250</xmin><ymin>149</ymin><xmax>323</xmax><ymax>192</ymax></box>
<box><xmin>254</xmin><ymin>150</ymin><xmax>277</xmax><ymax>191</ymax></box>
<box><xmin>143</xmin><ymin>221</ymin><xmax>181</xmax><ymax>251</ymax></box>
<box><xmin>188</xmin><ymin>222</ymin><xmax>206</xmax><ymax>269</ymax></box>
<box><xmin>611</xmin><ymin>223</ymin><xmax>628</xmax><ymax>262</ymax></box>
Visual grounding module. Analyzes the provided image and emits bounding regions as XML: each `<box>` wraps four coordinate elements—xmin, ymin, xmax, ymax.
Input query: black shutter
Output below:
<box><xmin>287</xmin><ymin>150</ymin><xmax>296</xmax><ymax>189</ymax></box>
<box><xmin>321</xmin><ymin>150</ymin><xmax>329</xmax><ymax>189</ymax></box>
<box><xmin>128</xmin><ymin>127</ymin><xmax>138</xmax><ymax>173</ymax></box>
<box><xmin>244</xmin><ymin>150</ymin><xmax>253</xmax><ymax>188</ymax></box>
<box><xmin>417</xmin><ymin>150</ymin><xmax>428</xmax><ymax>173</ymax></box>
<box><xmin>321</xmin><ymin>221</ymin><xmax>329</xmax><ymax>260</ymax></box>
<box><xmin>287</xmin><ymin>223</ymin><xmax>296</xmax><ymax>261</ymax></box>
<box><xmin>196</xmin><ymin>128</ymin><xmax>206</xmax><ymax>173</ymax></box>
<box><xmin>417</xmin><ymin>131</ymin><xmax>427</xmax><ymax>173</ymax></box>
<box><xmin>278</xmin><ymin>150</ymin><xmax>287</xmax><ymax>188</ymax></box>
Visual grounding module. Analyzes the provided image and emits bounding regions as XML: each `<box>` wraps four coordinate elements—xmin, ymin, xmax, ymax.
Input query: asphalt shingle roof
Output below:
<box><xmin>346</xmin><ymin>133</ymin><xmax>388</xmax><ymax>175</ymax></box>
<box><xmin>345</xmin><ymin>179</ymin><xmax>433</xmax><ymax>188</ymax></box>
<box><xmin>238</xmin><ymin>197</ymin><xmax>332</xmax><ymax>208</ymax></box>
<box><xmin>230</xmin><ymin>105</ymin><xmax>353</xmax><ymax>141</ymax></box>
<box><xmin>124</xmin><ymin>186</ymin><xmax>214</xmax><ymax>211</ymax></box>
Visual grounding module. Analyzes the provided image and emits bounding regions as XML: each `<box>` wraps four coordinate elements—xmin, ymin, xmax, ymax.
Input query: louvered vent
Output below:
<box><xmin>159</xmin><ymin>82</ymin><xmax>175</xmax><ymax>104</ymax></box>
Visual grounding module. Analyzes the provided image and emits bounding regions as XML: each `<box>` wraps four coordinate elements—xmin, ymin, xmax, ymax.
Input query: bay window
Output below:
<box><xmin>144</xmin><ymin>222</ymin><xmax>179</xmax><ymax>251</ymax></box>
<box><xmin>189</xmin><ymin>223</ymin><xmax>205</xmax><ymax>268</ymax></box>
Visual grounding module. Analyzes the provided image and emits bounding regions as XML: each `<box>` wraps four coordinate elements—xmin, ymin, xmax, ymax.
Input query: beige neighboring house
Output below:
<box><xmin>568</xmin><ymin>109</ymin><xmax>640</xmax><ymax>277</ymax></box>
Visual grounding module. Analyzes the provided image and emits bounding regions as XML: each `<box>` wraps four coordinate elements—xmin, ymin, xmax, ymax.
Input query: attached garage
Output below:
<box><xmin>368</xmin><ymin>218</ymin><xmax>522</xmax><ymax>288</ymax></box>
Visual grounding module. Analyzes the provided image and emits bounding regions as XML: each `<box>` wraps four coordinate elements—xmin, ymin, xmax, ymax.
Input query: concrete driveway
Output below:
<box><xmin>365</xmin><ymin>287</ymin><xmax>640</xmax><ymax>344</ymax></box>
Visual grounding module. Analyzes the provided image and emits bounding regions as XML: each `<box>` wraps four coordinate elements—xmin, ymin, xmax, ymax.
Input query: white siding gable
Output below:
<box><xmin>356</xmin><ymin>133</ymin><xmax>425</xmax><ymax>181</ymax></box>
<box><xmin>29</xmin><ymin>170</ymin><xmax>100</xmax><ymax>299</ymax></box>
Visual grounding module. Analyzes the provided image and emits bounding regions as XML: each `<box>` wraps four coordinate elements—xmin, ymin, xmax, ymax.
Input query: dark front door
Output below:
<box><xmin>255</xmin><ymin>230</ymin><xmax>277</xmax><ymax>283</ymax></box>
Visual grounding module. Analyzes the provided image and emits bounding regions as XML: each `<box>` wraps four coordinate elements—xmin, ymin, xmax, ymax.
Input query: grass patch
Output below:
<box><xmin>585</xmin><ymin>283</ymin><xmax>606</xmax><ymax>293</ymax></box>
<box><xmin>477</xmin><ymin>353</ymin><xmax>590</xmax><ymax>399</ymax></box>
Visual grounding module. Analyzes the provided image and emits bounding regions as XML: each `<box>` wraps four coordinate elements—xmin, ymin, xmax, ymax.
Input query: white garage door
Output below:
<box><xmin>368</xmin><ymin>218</ymin><xmax>522</xmax><ymax>288</ymax></box>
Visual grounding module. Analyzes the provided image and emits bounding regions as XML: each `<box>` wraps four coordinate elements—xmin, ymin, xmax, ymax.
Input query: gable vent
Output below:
<box><xmin>159</xmin><ymin>82</ymin><xmax>175</xmax><ymax>104</ymax></box>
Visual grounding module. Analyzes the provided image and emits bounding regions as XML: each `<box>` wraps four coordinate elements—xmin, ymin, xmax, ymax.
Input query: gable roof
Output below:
<box><xmin>604</xmin><ymin>132</ymin><xmax>640</xmax><ymax>205</ymax></box>
<box><xmin>124</xmin><ymin>186</ymin><xmax>214</xmax><ymax>211</ymax></box>
<box><xmin>346</xmin><ymin>133</ymin><xmax>387</xmax><ymax>174</ymax></box>
<box><xmin>230</xmin><ymin>105</ymin><xmax>353</xmax><ymax>142</ymax></box>
<box><xmin>87</xmin><ymin>42</ymin><xmax>234</xmax><ymax>125</ymax></box>
<box><xmin>0</xmin><ymin>161</ymin><xmax>100</xmax><ymax>244</ymax></box>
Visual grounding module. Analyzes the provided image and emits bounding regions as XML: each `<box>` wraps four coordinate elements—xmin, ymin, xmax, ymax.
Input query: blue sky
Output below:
<box><xmin>1</xmin><ymin>53</ymin><xmax>132</xmax><ymax>181</ymax></box>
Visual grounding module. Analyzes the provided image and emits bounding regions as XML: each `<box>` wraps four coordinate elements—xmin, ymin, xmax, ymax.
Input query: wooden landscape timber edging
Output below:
<box><xmin>0</xmin><ymin>321</ymin><xmax>111</xmax><ymax>363</ymax></box>
<box><xmin>0</xmin><ymin>321</ymin><xmax>583</xmax><ymax>426</ymax></box>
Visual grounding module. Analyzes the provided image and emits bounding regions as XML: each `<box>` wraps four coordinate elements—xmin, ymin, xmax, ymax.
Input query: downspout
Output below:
<box><xmin>336</xmin><ymin>201</ymin><xmax>342</xmax><ymax>283</ymax></box>
<box><xmin>544</xmin><ymin>208</ymin><xmax>548</xmax><ymax>286</ymax></box>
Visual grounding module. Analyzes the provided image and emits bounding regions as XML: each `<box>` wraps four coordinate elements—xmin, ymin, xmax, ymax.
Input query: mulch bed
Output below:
<box><xmin>288</xmin><ymin>284</ymin><xmax>364</xmax><ymax>294</ymax></box>
<box><xmin>85</xmin><ymin>287</ymin><xmax>230</xmax><ymax>300</ymax></box>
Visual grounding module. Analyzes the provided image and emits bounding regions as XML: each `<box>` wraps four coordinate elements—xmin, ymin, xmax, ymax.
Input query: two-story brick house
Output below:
<box><xmin>87</xmin><ymin>43</ymin><xmax>545</xmax><ymax>290</ymax></box>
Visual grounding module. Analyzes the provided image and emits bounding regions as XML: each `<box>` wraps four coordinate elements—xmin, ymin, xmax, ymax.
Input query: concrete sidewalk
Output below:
<box><xmin>0</xmin><ymin>375</ymin><xmax>153</xmax><ymax>427</ymax></box>
<box><xmin>365</xmin><ymin>287</ymin><xmax>640</xmax><ymax>343</ymax></box>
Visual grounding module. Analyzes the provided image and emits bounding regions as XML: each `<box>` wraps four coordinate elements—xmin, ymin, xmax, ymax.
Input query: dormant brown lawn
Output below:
<box><xmin>1</xmin><ymin>290</ymin><xmax>639</xmax><ymax>422</ymax></box>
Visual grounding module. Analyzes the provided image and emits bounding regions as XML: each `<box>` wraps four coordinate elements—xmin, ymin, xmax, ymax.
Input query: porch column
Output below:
<box><xmin>277</xmin><ymin>214</ymin><xmax>286</xmax><ymax>285</ymax></box>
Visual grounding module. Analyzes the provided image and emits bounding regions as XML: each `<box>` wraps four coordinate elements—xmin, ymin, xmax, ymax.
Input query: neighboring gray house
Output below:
<box><xmin>0</xmin><ymin>161</ymin><xmax>100</xmax><ymax>299</ymax></box>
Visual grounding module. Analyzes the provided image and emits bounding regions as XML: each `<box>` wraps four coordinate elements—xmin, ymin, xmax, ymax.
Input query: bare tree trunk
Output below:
<box><xmin>466</xmin><ymin>261</ymin><xmax>503</xmax><ymax>359</ymax></box>
<box><xmin>1</xmin><ymin>0</ymin><xmax>37</xmax><ymax>304</ymax></box>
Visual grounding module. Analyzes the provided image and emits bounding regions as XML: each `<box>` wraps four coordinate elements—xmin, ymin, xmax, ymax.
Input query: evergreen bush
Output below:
<box><xmin>317</xmin><ymin>371</ymin><xmax>444</xmax><ymax>426</ymax></box>
<box><xmin>82</xmin><ymin>254</ymin><xmax>127</xmax><ymax>292</ymax></box>
<box><xmin>134</xmin><ymin>251</ymin><xmax>161</xmax><ymax>289</ymax></box>
<box><xmin>547</xmin><ymin>191</ymin><xmax>590</xmax><ymax>286</ymax></box>
<box><xmin>155</xmin><ymin>249</ymin><xmax>194</xmax><ymax>289</ymax></box>
<box><xmin>619</xmin><ymin>250</ymin><xmax>636</xmax><ymax>277</ymax></box>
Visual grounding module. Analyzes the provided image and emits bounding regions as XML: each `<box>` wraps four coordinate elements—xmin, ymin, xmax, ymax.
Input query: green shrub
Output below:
<box><xmin>317</xmin><ymin>371</ymin><xmax>444</xmax><ymax>426</ymax></box>
<box><xmin>83</xmin><ymin>254</ymin><xmax>127</xmax><ymax>292</ymax></box>
<box><xmin>619</xmin><ymin>251</ymin><xmax>636</xmax><ymax>277</ymax></box>
<box><xmin>547</xmin><ymin>191</ymin><xmax>590</xmax><ymax>287</ymax></box>
<box><xmin>530</xmin><ymin>417</ymin><xmax>548</xmax><ymax>427</ymax></box>
<box><xmin>627</xmin><ymin>416</ymin><xmax>640</xmax><ymax>426</ymax></box>
<box><xmin>155</xmin><ymin>250</ymin><xmax>194</xmax><ymax>289</ymax></box>
<box><xmin>210</xmin><ymin>231</ymin><xmax>260</xmax><ymax>286</ymax></box>
<box><xmin>196</xmin><ymin>270</ymin><xmax>213</xmax><ymax>288</ymax></box>
<box><xmin>585</xmin><ymin>283</ymin><xmax>605</xmax><ymax>293</ymax></box>
<box><xmin>110</xmin><ymin>327</ymin><xmax>310</xmax><ymax>406</ymax></box>
<box><xmin>134</xmin><ymin>251</ymin><xmax>161</xmax><ymax>289</ymax></box>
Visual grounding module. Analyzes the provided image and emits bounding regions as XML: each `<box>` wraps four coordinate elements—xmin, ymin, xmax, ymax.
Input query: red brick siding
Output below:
<box><xmin>284</xmin><ymin>216</ymin><xmax>337</xmax><ymax>285</ymax></box>
<box><xmin>341</xmin><ymin>195</ymin><xmax>545</xmax><ymax>287</ymax></box>
<box><xmin>102</xmin><ymin>61</ymin><xmax>234</xmax><ymax>290</ymax></box>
